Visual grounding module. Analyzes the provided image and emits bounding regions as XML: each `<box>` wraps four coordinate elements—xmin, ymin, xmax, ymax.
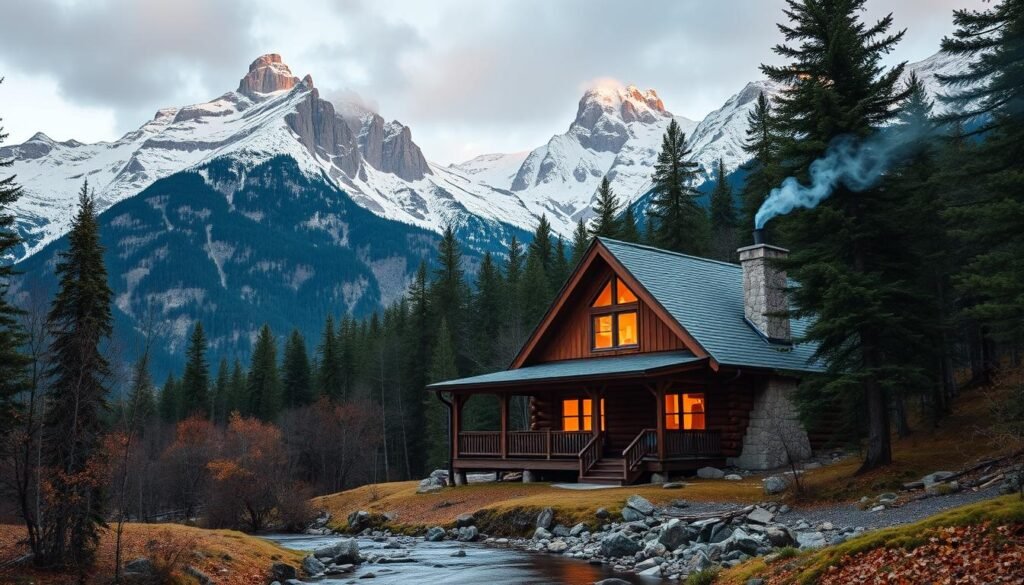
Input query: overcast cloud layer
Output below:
<box><xmin>0</xmin><ymin>0</ymin><xmax>986</xmax><ymax>165</ymax></box>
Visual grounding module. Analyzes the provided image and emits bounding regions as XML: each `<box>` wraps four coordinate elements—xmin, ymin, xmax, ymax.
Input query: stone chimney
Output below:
<box><xmin>738</xmin><ymin>229</ymin><xmax>791</xmax><ymax>343</ymax></box>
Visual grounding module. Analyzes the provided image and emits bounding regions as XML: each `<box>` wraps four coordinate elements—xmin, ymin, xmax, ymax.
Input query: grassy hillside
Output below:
<box><xmin>0</xmin><ymin>523</ymin><xmax>302</xmax><ymax>585</ymax></box>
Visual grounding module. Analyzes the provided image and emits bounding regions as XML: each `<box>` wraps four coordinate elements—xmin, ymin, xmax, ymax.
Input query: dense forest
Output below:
<box><xmin>0</xmin><ymin>0</ymin><xmax>1022</xmax><ymax>576</ymax></box>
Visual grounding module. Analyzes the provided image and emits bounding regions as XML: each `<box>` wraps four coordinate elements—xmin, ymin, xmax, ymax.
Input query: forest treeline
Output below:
<box><xmin>0</xmin><ymin>0</ymin><xmax>1022</xmax><ymax>576</ymax></box>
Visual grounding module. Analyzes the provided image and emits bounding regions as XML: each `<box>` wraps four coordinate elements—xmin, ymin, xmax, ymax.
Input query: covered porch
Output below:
<box><xmin>431</xmin><ymin>351</ymin><xmax>742</xmax><ymax>485</ymax></box>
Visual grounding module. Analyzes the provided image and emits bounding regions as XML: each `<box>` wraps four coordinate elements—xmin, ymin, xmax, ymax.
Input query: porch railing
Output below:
<box><xmin>458</xmin><ymin>430</ymin><xmax>592</xmax><ymax>458</ymax></box>
<box><xmin>578</xmin><ymin>433</ymin><xmax>604</xmax><ymax>477</ymax></box>
<box><xmin>622</xmin><ymin>428</ymin><xmax>657</xmax><ymax>479</ymax></box>
<box><xmin>664</xmin><ymin>430</ymin><xmax>722</xmax><ymax>458</ymax></box>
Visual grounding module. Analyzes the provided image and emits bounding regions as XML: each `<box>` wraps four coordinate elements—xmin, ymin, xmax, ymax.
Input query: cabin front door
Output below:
<box><xmin>602</xmin><ymin>390</ymin><xmax>657</xmax><ymax>451</ymax></box>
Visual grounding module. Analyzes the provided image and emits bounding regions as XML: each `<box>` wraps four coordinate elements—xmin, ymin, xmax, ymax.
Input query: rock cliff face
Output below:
<box><xmin>237</xmin><ymin>53</ymin><xmax>300</xmax><ymax>97</ymax></box>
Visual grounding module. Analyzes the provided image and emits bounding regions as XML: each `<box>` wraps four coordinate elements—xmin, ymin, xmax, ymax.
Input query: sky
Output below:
<box><xmin>0</xmin><ymin>0</ymin><xmax>987</xmax><ymax>166</ymax></box>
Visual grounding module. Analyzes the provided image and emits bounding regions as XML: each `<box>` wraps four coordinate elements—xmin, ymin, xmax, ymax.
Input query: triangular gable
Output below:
<box><xmin>510</xmin><ymin>238</ymin><xmax>716</xmax><ymax>370</ymax></box>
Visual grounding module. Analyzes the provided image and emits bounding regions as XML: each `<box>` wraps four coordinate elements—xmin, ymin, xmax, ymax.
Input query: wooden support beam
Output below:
<box><xmin>655</xmin><ymin>381</ymin><xmax>668</xmax><ymax>460</ymax></box>
<box><xmin>500</xmin><ymin>393</ymin><xmax>509</xmax><ymax>459</ymax></box>
<box><xmin>453</xmin><ymin>394</ymin><xmax>463</xmax><ymax>459</ymax></box>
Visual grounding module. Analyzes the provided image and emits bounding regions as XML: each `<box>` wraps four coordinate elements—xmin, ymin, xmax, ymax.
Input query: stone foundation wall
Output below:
<box><xmin>729</xmin><ymin>376</ymin><xmax>811</xmax><ymax>470</ymax></box>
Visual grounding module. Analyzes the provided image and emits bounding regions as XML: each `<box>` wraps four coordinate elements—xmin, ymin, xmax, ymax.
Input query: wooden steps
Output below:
<box><xmin>578</xmin><ymin>457</ymin><xmax>626</xmax><ymax>486</ymax></box>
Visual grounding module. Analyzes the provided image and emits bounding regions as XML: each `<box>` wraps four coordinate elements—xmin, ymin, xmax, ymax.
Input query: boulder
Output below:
<box><xmin>746</xmin><ymin>507</ymin><xmax>775</xmax><ymax>525</ymax></box>
<box><xmin>620</xmin><ymin>506</ymin><xmax>645</xmax><ymax>522</ymax></box>
<box><xmin>625</xmin><ymin>494</ymin><xmax>656</xmax><ymax>515</ymax></box>
<box><xmin>658</xmin><ymin>519</ymin><xmax>689</xmax><ymax>550</ymax></box>
<box><xmin>451</xmin><ymin>549</ymin><xmax>466</xmax><ymax>557</ymax></box>
<box><xmin>763</xmin><ymin>475</ymin><xmax>788</xmax><ymax>495</ymax></box>
<box><xmin>697</xmin><ymin>467</ymin><xmax>726</xmax><ymax>479</ymax></box>
<box><xmin>314</xmin><ymin>538</ymin><xmax>360</xmax><ymax>564</ymax></box>
<box><xmin>708</xmin><ymin>523</ymin><xmax>734</xmax><ymax>544</ymax></box>
<box><xmin>417</xmin><ymin>477</ymin><xmax>445</xmax><ymax>494</ymax></box>
<box><xmin>724</xmin><ymin>474</ymin><xmax>743</xmax><ymax>481</ymax></box>
<box><xmin>533</xmin><ymin>527</ymin><xmax>552</xmax><ymax>540</ymax></box>
<box><xmin>302</xmin><ymin>555</ymin><xmax>326</xmax><ymax>577</ymax></box>
<box><xmin>764</xmin><ymin>525</ymin><xmax>796</xmax><ymax>547</ymax></box>
<box><xmin>536</xmin><ymin>507</ymin><xmax>555</xmax><ymax>529</ymax></box>
<box><xmin>726</xmin><ymin>528</ymin><xmax>761</xmax><ymax>556</ymax></box>
<box><xmin>547</xmin><ymin>540</ymin><xmax>569</xmax><ymax>553</ymax></box>
<box><xmin>425</xmin><ymin>526</ymin><xmax>445</xmax><ymax>542</ymax></box>
<box><xmin>600</xmin><ymin>531</ymin><xmax>641</xmax><ymax>558</ymax></box>
<box><xmin>271</xmin><ymin>562</ymin><xmax>298</xmax><ymax>581</ymax></box>
<box><xmin>796</xmin><ymin>531</ymin><xmax>826</xmax><ymax>549</ymax></box>
<box><xmin>347</xmin><ymin>510</ymin><xmax>370</xmax><ymax>530</ymax></box>
<box><xmin>455</xmin><ymin>513</ymin><xmax>475</xmax><ymax>528</ymax></box>
<box><xmin>595</xmin><ymin>507</ymin><xmax>610</xmax><ymax>520</ymax></box>
<box><xmin>569</xmin><ymin>522</ymin><xmax>588</xmax><ymax>537</ymax></box>
<box><xmin>552</xmin><ymin>524</ymin><xmax>570</xmax><ymax>537</ymax></box>
<box><xmin>456</xmin><ymin>526</ymin><xmax>479</xmax><ymax>542</ymax></box>
<box><xmin>925</xmin><ymin>480</ymin><xmax>959</xmax><ymax>496</ymax></box>
<box><xmin>688</xmin><ymin>550</ymin><xmax>714</xmax><ymax>572</ymax></box>
<box><xmin>123</xmin><ymin>558</ymin><xmax>155</xmax><ymax>577</ymax></box>
<box><xmin>921</xmin><ymin>471</ymin><xmax>955</xmax><ymax>487</ymax></box>
<box><xmin>429</xmin><ymin>469</ymin><xmax>450</xmax><ymax>483</ymax></box>
<box><xmin>638</xmin><ymin>565</ymin><xmax>662</xmax><ymax>577</ymax></box>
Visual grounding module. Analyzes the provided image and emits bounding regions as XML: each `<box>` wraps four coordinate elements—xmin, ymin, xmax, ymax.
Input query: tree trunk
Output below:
<box><xmin>858</xmin><ymin>337</ymin><xmax>892</xmax><ymax>474</ymax></box>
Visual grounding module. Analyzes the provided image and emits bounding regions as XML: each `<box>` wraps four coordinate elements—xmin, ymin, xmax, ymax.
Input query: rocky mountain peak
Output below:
<box><xmin>238</xmin><ymin>53</ymin><xmax>301</xmax><ymax>98</ymax></box>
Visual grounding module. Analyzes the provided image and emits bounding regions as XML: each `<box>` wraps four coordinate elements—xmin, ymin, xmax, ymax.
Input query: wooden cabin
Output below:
<box><xmin>427</xmin><ymin>236</ymin><xmax>822</xmax><ymax>485</ymax></box>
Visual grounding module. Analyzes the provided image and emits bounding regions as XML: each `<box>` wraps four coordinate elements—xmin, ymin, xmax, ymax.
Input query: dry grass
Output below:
<box><xmin>717</xmin><ymin>494</ymin><xmax>1024</xmax><ymax>585</ymax></box>
<box><xmin>0</xmin><ymin>523</ymin><xmax>303</xmax><ymax>585</ymax></box>
<box><xmin>315</xmin><ymin>477</ymin><xmax>770</xmax><ymax>535</ymax></box>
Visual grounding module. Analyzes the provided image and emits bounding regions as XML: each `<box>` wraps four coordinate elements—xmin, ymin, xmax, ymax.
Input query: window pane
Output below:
<box><xmin>665</xmin><ymin>394</ymin><xmax>680</xmax><ymax>430</ymax></box>
<box><xmin>564</xmin><ymin>416</ymin><xmax>579</xmax><ymax>431</ymax></box>
<box><xmin>616</xmin><ymin>280</ymin><xmax>638</xmax><ymax>304</ymax></box>
<box><xmin>683</xmin><ymin>393</ymin><xmax>706</xmax><ymax>430</ymax></box>
<box><xmin>617</xmin><ymin>311</ymin><xmax>638</xmax><ymax>346</ymax></box>
<box><xmin>582</xmin><ymin>399</ymin><xmax>592</xmax><ymax>416</ymax></box>
<box><xmin>593</xmin><ymin>315</ymin><xmax>613</xmax><ymax>349</ymax></box>
<box><xmin>583</xmin><ymin>416</ymin><xmax>592</xmax><ymax>431</ymax></box>
<box><xmin>600</xmin><ymin>399</ymin><xmax>606</xmax><ymax>431</ymax></box>
<box><xmin>593</xmin><ymin>281</ymin><xmax>613</xmax><ymax>307</ymax></box>
<box><xmin>563</xmin><ymin>399</ymin><xmax>578</xmax><ymax>417</ymax></box>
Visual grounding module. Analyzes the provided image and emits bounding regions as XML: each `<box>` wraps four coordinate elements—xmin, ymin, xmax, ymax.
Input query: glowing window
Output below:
<box><xmin>665</xmin><ymin>393</ymin><xmax>706</xmax><ymax>430</ymax></box>
<box><xmin>616</xmin><ymin>282</ymin><xmax>637</xmax><ymax>304</ymax></box>
<box><xmin>562</xmin><ymin>398</ymin><xmax>603</xmax><ymax>431</ymax></box>
<box><xmin>593</xmin><ymin>315</ymin><xmax>613</xmax><ymax>349</ymax></box>
<box><xmin>593</xmin><ymin>282</ymin><xmax>613</xmax><ymax>307</ymax></box>
<box><xmin>617</xmin><ymin>311</ymin><xmax>638</xmax><ymax>346</ymax></box>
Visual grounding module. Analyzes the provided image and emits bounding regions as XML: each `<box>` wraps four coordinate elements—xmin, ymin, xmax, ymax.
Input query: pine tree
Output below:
<box><xmin>648</xmin><ymin>119</ymin><xmax>710</xmax><ymax>255</ymax></box>
<box><xmin>39</xmin><ymin>182</ymin><xmax>113</xmax><ymax>569</ymax></box>
<box><xmin>589</xmin><ymin>176</ymin><xmax>621</xmax><ymax>238</ymax></box>
<box><xmin>425</xmin><ymin>318</ymin><xmax>457</xmax><ymax>471</ymax></box>
<box><xmin>227</xmin><ymin>359</ymin><xmax>246</xmax><ymax>415</ymax></box>
<box><xmin>126</xmin><ymin>351</ymin><xmax>156</xmax><ymax>430</ymax></box>
<box><xmin>431</xmin><ymin>224</ymin><xmax>468</xmax><ymax>369</ymax></box>
<box><xmin>761</xmin><ymin>0</ymin><xmax>912</xmax><ymax>472</ymax></box>
<box><xmin>527</xmin><ymin>215</ymin><xmax>554</xmax><ymax>274</ymax></box>
<box><xmin>619</xmin><ymin>206</ymin><xmax>641</xmax><ymax>243</ymax></box>
<box><xmin>939</xmin><ymin>0</ymin><xmax>1024</xmax><ymax>344</ymax></box>
<box><xmin>0</xmin><ymin>88</ymin><xmax>29</xmax><ymax>436</ymax></box>
<box><xmin>552</xmin><ymin>237</ymin><xmax>570</xmax><ymax>291</ymax></box>
<box><xmin>248</xmin><ymin>324</ymin><xmax>280</xmax><ymax>421</ymax></box>
<box><xmin>470</xmin><ymin>252</ymin><xmax>503</xmax><ymax>371</ymax></box>
<box><xmin>179</xmin><ymin>322</ymin><xmax>210</xmax><ymax>418</ymax></box>
<box><xmin>282</xmin><ymin>328</ymin><xmax>312</xmax><ymax>409</ymax></box>
<box><xmin>740</xmin><ymin>92</ymin><xmax>783</xmax><ymax>230</ymax></box>
<box><xmin>212</xmin><ymin>357</ymin><xmax>229</xmax><ymax>424</ymax></box>
<box><xmin>316</xmin><ymin>315</ymin><xmax>342</xmax><ymax>400</ymax></box>
<box><xmin>159</xmin><ymin>373</ymin><xmax>179</xmax><ymax>423</ymax></box>
<box><xmin>569</xmin><ymin>219</ymin><xmax>590</xmax><ymax>267</ymax></box>
<box><xmin>708</xmin><ymin>158</ymin><xmax>738</xmax><ymax>261</ymax></box>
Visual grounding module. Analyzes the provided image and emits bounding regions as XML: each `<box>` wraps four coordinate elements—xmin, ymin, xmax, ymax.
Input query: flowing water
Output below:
<box><xmin>264</xmin><ymin>534</ymin><xmax>661</xmax><ymax>585</ymax></box>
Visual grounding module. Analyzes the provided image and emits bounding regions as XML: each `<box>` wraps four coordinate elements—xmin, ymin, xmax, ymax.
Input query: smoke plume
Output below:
<box><xmin>754</xmin><ymin>127</ymin><xmax>927</xmax><ymax>229</ymax></box>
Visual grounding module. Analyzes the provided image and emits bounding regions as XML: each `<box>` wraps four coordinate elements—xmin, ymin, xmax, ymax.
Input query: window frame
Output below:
<box><xmin>589</xmin><ymin>277</ymin><xmax>640</xmax><ymax>352</ymax></box>
<box><xmin>665</xmin><ymin>392</ymin><xmax>707</xmax><ymax>430</ymax></box>
<box><xmin>561</xmin><ymin>397</ymin><xmax>606</xmax><ymax>431</ymax></box>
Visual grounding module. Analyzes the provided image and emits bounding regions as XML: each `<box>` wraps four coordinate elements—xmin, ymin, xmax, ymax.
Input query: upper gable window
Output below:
<box><xmin>591</xmin><ymin>277</ymin><xmax>639</xmax><ymax>350</ymax></box>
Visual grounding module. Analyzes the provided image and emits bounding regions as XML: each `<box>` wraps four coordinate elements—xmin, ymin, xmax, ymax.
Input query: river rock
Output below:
<box><xmin>697</xmin><ymin>466</ymin><xmax>725</xmax><ymax>479</ymax></box>
<box><xmin>620</xmin><ymin>506</ymin><xmax>645</xmax><ymax>522</ymax></box>
<box><xmin>595</xmin><ymin>507</ymin><xmax>610</xmax><ymax>520</ymax></box>
<box><xmin>658</xmin><ymin>519</ymin><xmax>689</xmax><ymax>550</ymax></box>
<box><xmin>314</xmin><ymin>538</ymin><xmax>361</xmax><ymax>564</ymax></box>
<box><xmin>595</xmin><ymin>579</ymin><xmax>633</xmax><ymax>585</ymax></box>
<box><xmin>547</xmin><ymin>540</ymin><xmax>569</xmax><ymax>553</ymax></box>
<box><xmin>763</xmin><ymin>476</ymin><xmax>788</xmax><ymax>495</ymax></box>
<box><xmin>455</xmin><ymin>513</ymin><xmax>475</xmax><ymax>528</ymax></box>
<box><xmin>425</xmin><ymin>526</ymin><xmax>445</xmax><ymax>542</ymax></box>
<box><xmin>536</xmin><ymin>507</ymin><xmax>555</xmax><ymax>529</ymax></box>
<box><xmin>796</xmin><ymin>531</ymin><xmax>826</xmax><ymax>549</ymax></box>
<box><xmin>925</xmin><ymin>480</ymin><xmax>959</xmax><ymax>496</ymax></box>
<box><xmin>921</xmin><ymin>471</ymin><xmax>955</xmax><ymax>487</ymax></box>
<box><xmin>417</xmin><ymin>477</ymin><xmax>445</xmax><ymax>494</ymax></box>
<box><xmin>689</xmin><ymin>550</ymin><xmax>714</xmax><ymax>572</ymax></box>
<box><xmin>600</xmin><ymin>531</ymin><xmax>641</xmax><ymax>558</ymax></box>
<box><xmin>348</xmin><ymin>510</ymin><xmax>371</xmax><ymax>530</ymax></box>
<box><xmin>451</xmin><ymin>549</ymin><xmax>466</xmax><ymax>557</ymax></box>
<box><xmin>302</xmin><ymin>554</ymin><xmax>326</xmax><ymax>577</ymax></box>
<box><xmin>271</xmin><ymin>562</ymin><xmax>298</xmax><ymax>581</ymax></box>
<box><xmin>764</xmin><ymin>525</ymin><xmax>796</xmax><ymax>547</ymax></box>
<box><xmin>570</xmin><ymin>522</ymin><xmax>588</xmax><ymax>537</ymax></box>
<box><xmin>747</xmin><ymin>507</ymin><xmax>774</xmax><ymax>525</ymax></box>
<box><xmin>724</xmin><ymin>474</ymin><xmax>743</xmax><ymax>481</ymax></box>
<box><xmin>625</xmin><ymin>494</ymin><xmax>656</xmax><ymax>515</ymax></box>
<box><xmin>533</xmin><ymin>527</ymin><xmax>552</xmax><ymax>540</ymax></box>
<box><xmin>457</xmin><ymin>526</ymin><xmax>479</xmax><ymax>542</ymax></box>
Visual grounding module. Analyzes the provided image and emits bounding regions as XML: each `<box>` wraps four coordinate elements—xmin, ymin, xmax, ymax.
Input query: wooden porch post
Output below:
<box><xmin>588</xmin><ymin>387</ymin><xmax>601</xmax><ymax>437</ymax></box>
<box><xmin>500</xmin><ymin>393</ymin><xmax>509</xmax><ymax>459</ymax></box>
<box><xmin>655</xmin><ymin>382</ymin><xmax>667</xmax><ymax>460</ymax></box>
<box><xmin>452</xmin><ymin>394</ymin><xmax>463</xmax><ymax>459</ymax></box>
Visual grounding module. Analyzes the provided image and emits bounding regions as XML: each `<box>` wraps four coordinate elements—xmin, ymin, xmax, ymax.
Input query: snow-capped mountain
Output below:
<box><xmin>1</xmin><ymin>54</ymin><xmax>533</xmax><ymax>262</ymax></box>
<box><xmin>448</xmin><ymin>84</ymin><xmax>697</xmax><ymax>235</ymax></box>
<box><xmin>456</xmin><ymin>50</ymin><xmax>974</xmax><ymax>224</ymax></box>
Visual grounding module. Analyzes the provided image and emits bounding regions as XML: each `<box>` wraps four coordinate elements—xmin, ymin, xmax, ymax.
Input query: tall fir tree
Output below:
<box><xmin>761</xmin><ymin>0</ymin><xmax>912</xmax><ymax>472</ymax></box>
<box><xmin>589</xmin><ymin>176</ymin><xmax>621</xmax><ymax>238</ymax></box>
<box><xmin>0</xmin><ymin>88</ymin><xmax>29</xmax><ymax>436</ymax></box>
<box><xmin>425</xmin><ymin>318</ymin><xmax>457</xmax><ymax>471</ymax></box>
<box><xmin>939</xmin><ymin>0</ymin><xmax>1024</xmax><ymax>345</ymax></box>
<box><xmin>708</xmin><ymin>158</ymin><xmax>738</xmax><ymax>261</ymax></box>
<box><xmin>179</xmin><ymin>322</ymin><xmax>210</xmax><ymax>418</ymax></box>
<box><xmin>316</xmin><ymin>315</ymin><xmax>342</xmax><ymax>400</ymax></box>
<box><xmin>569</xmin><ymin>219</ymin><xmax>590</xmax><ymax>267</ymax></box>
<box><xmin>528</xmin><ymin>215</ymin><xmax>554</xmax><ymax>274</ymax></box>
<box><xmin>469</xmin><ymin>252</ymin><xmax>503</xmax><ymax>372</ymax></box>
<box><xmin>403</xmin><ymin>261</ymin><xmax>431</xmax><ymax>475</ymax></box>
<box><xmin>227</xmin><ymin>358</ymin><xmax>247</xmax><ymax>415</ymax></box>
<box><xmin>619</xmin><ymin>206</ymin><xmax>641</xmax><ymax>243</ymax></box>
<box><xmin>125</xmin><ymin>351</ymin><xmax>156</xmax><ymax>431</ymax></box>
<box><xmin>159</xmin><ymin>372</ymin><xmax>179</xmax><ymax>423</ymax></box>
<box><xmin>740</xmin><ymin>92</ymin><xmax>783</xmax><ymax>230</ymax></box>
<box><xmin>39</xmin><ymin>182</ymin><xmax>113</xmax><ymax>569</ymax></box>
<box><xmin>648</xmin><ymin>118</ymin><xmax>710</xmax><ymax>255</ymax></box>
<box><xmin>211</xmin><ymin>357</ymin><xmax>229</xmax><ymax>424</ymax></box>
<box><xmin>431</xmin><ymin>224</ymin><xmax>468</xmax><ymax>370</ymax></box>
<box><xmin>552</xmin><ymin>237</ymin><xmax>570</xmax><ymax>291</ymax></box>
<box><xmin>282</xmin><ymin>328</ymin><xmax>312</xmax><ymax>409</ymax></box>
<box><xmin>247</xmin><ymin>324</ymin><xmax>280</xmax><ymax>421</ymax></box>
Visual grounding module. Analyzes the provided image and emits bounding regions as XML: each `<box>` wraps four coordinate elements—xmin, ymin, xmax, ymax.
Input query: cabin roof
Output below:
<box><xmin>428</xmin><ymin>350</ymin><xmax>702</xmax><ymax>390</ymax></box>
<box><xmin>597</xmin><ymin>238</ymin><xmax>822</xmax><ymax>373</ymax></box>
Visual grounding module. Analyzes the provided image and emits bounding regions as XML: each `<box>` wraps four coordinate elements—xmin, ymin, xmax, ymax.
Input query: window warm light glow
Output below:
<box><xmin>593</xmin><ymin>282</ymin><xmax>613</xmax><ymax>307</ymax></box>
<box><xmin>618</xmin><ymin>311</ymin><xmax>637</xmax><ymax>345</ymax></box>
<box><xmin>591</xmin><ymin>277</ymin><xmax>640</xmax><ymax>350</ymax></box>
<box><xmin>593</xmin><ymin>315</ymin><xmax>613</xmax><ymax>349</ymax></box>
<box><xmin>617</xmin><ymin>282</ymin><xmax>637</xmax><ymax>304</ymax></box>
<box><xmin>665</xmin><ymin>393</ymin><xmax>706</xmax><ymax>430</ymax></box>
<box><xmin>562</xmin><ymin>398</ymin><xmax>603</xmax><ymax>431</ymax></box>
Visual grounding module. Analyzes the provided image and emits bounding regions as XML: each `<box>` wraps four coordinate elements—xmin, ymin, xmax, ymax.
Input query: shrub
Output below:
<box><xmin>686</xmin><ymin>567</ymin><xmax>719</xmax><ymax>585</ymax></box>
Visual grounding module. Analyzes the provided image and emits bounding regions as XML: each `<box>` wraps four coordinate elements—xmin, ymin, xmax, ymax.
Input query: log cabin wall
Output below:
<box><xmin>704</xmin><ymin>376</ymin><xmax>758</xmax><ymax>457</ymax></box>
<box><xmin>528</xmin><ymin>264</ymin><xmax>687</xmax><ymax>364</ymax></box>
<box><xmin>529</xmin><ymin>393</ymin><xmax>557</xmax><ymax>430</ymax></box>
<box><xmin>603</xmin><ymin>389</ymin><xmax>656</xmax><ymax>450</ymax></box>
